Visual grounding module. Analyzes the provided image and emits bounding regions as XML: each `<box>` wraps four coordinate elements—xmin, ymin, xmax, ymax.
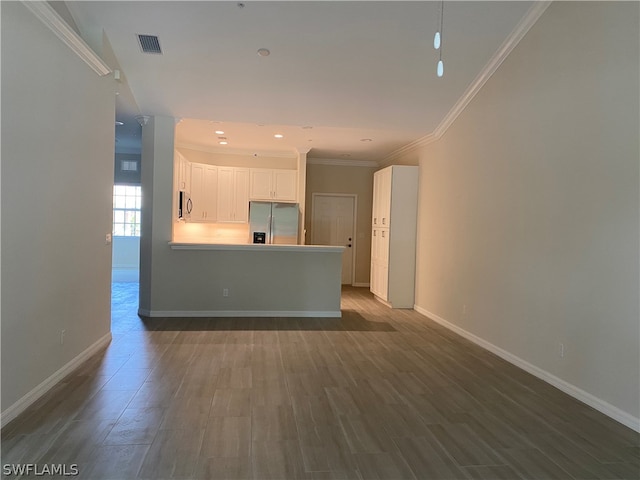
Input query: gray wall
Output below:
<box><xmin>1</xmin><ymin>2</ymin><xmax>114</xmax><ymax>413</ymax></box>
<box><xmin>411</xmin><ymin>2</ymin><xmax>639</xmax><ymax>423</ymax></box>
<box><xmin>305</xmin><ymin>163</ymin><xmax>376</xmax><ymax>286</ymax></box>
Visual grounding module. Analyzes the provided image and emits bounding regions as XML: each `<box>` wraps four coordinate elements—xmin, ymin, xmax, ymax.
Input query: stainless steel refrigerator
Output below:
<box><xmin>249</xmin><ymin>202</ymin><xmax>299</xmax><ymax>245</ymax></box>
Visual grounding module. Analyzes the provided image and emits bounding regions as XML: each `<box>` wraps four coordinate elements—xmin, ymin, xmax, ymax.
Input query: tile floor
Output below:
<box><xmin>1</xmin><ymin>283</ymin><xmax>638</xmax><ymax>479</ymax></box>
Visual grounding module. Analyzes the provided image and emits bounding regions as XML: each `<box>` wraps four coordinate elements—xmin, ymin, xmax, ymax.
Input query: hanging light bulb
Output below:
<box><xmin>435</xmin><ymin>0</ymin><xmax>445</xmax><ymax>78</ymax></box>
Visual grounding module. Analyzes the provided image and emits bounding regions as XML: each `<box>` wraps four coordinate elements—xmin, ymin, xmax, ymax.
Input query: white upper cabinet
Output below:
<box><xmin>372</xmin><ymin>166</ymin><xmax>392</xmax><ymax>227</ymax></box>
<box><xmin>250</xmin><ymin>168</ymin><xmax>297</xmax><ymax>202</ymax></box>
<box><xmin>190</xmin><ymin>163</ymin><xmax>218</xmax><ymax>222</ymax></box>
<box><xmin>218</xmin><ymin>167</ymin><xmax>250</xmax><ymax>223</ymax></box>
<box><xmin>175</xmin><ymin>150</ymin><xmax>191</xmax><ymax>192</ymax></box>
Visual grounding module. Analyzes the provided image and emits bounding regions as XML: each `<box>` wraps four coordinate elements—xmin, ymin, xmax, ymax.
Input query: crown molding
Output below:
<box><xmin>22</xmin><ymin>1</ymin><xmax>111</xmax><ymax>76</ymax></box>
<box><xmin>381</xmin><ymin>133</ymin><xmax>437</xmax><ymax>166</ymax></box>
<box><xmin>306</xmin><ymin>158</ymin><xmax>378</xmax><ymax>168</ymax></box>
<box><xmin>383</xmin><ymin>0</ymin><xmax>552</xmax><ymax>165</ymax></box>
<box><xmin>176</xmin><ymin>142</ymin><xmax>298</xmax><ymax>159</ymax></box>
<box><xmin>433</xmin><ymin>0</ymin><xmax>552</xmax><ymax>139</ymax></box>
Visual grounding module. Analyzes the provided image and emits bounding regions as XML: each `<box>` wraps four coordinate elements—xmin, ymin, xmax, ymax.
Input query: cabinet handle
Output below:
<box><xmin>374</xmin><ymin>217</ymin><xmax>377</xmax><ymax>224</ymax></box>
<box><xmin>382</xmin><ymin>218</ymin><xmax>386</xmax><ymax>225</ymax></box>
<box><xmin>382</xmin><ymin>231</ymin><xmax>385</xmax><ymax>238</ymax></box>
<box><xmin>373</xmin><ymin>230</ymin><xmax>376</xmax><ymax>236</ymax></box>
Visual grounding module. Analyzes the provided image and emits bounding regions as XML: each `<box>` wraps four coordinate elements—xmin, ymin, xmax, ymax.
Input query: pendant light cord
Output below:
<box><xmin>439</xmin><ymin>0</ymin><xmax>444</xmax><ymax>62</ymax></box>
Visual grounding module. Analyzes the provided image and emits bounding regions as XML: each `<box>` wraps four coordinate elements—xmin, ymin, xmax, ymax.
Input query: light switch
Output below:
<box><xmin>105</xmin><ymin>233</ymin><xmax>112</xmax><ymax>245</ymax></box>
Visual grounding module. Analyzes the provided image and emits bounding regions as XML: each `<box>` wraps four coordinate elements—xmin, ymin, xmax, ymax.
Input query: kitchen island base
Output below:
<box><xmin>138</xmin><ymin>243</ymin><xmax>345</xmax><ymax>318</ymax></box>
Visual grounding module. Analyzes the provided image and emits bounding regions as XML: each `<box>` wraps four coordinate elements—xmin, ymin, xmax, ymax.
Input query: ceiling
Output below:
<box><xmin>65</xmin><ymin>1</ymin><xmax>535</xmax><ymax>163</ymax></box>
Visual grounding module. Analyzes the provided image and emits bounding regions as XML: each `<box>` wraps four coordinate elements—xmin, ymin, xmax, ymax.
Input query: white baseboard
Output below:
<box><xmin>414</xmin><ymin>305</ymin><xmax>640</xmax><ymax>433</ymax></box>
<box><xmin>352</xmin><ymin>282</ymin><xmax>370</xmax><ymax>288</ymax></box>
<box><xmin>1</xmin><ymin>332</ymin><xmax>112</xmax><ymax>429</ymax></box>
<box><xmin>137</xmin><ymin>309</ymin><xmax>342</xmax><ymax>318</ymax></box>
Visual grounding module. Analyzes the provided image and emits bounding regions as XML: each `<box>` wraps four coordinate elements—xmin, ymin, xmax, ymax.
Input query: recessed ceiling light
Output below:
<box><xmin>115</xmin><ymin>121</ymin><xmax>124</xmax><ymax>126</ymax></box>
<box><xmin>274</xmin><ymin>134</ymin><xmax>284</xmax><ymax>139</ymax></box>
<box><xmin>219</xmin><ymin>141</ymin><xmax>228</xmax><ymax>145</ymax></box>
<box><xmin>215</xmin><ymin>130</ymin><xmax>225</xmax><ymax>135</ymax></box>
<box><xmin>257</xmin><ymin>48</ymin><xmax>270</xmax><ymax>57</ymax></box>
<box><xmin>360</xmin><ymin>138</ymin><xmax>372</xmax><ymax>142</ymax></box>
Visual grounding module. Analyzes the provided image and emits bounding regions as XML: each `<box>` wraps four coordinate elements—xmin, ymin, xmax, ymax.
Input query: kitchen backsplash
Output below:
<box><xmin>173</xmin><ymin>221</ymin><xmax>249</xmax><ymax>244</ymax></box>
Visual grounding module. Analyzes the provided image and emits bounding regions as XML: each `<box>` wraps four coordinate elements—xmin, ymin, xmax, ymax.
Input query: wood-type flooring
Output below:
<box><xmin>1</xmin><ymin>284</ymin><xmax>638</xmax><ymax>479</ymax></box>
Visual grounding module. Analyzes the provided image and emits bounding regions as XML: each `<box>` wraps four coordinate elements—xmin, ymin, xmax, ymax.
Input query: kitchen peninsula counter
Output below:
<box><xmin>138</xmin><ymin>242</ymin><xmax>345</xmax><ymax>318</ymax></box>
<box><xmin>169</xmin><ymin>242</ymin><xmax>343</xmax><ymax>253</ymax></box>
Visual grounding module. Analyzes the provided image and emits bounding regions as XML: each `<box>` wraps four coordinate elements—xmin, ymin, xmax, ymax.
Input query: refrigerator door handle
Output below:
<box><xmin>268</xmin><ymin>214</ymin><xmax>273</xmax><ymax>244</ymax></box>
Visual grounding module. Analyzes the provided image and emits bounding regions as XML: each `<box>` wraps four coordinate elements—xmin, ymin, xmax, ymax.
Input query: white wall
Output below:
<box><xmin>112</xmin><ymin>237</ymin><xmax>140</xmax><ymax>282</ymax></box>
<box><xmin>1</xmin><ymin>3</ymin><xmax>114</xmax><ymax>417</ymax></box>
<box><xmin>411</xmin><ymin>2</ymin><xmax>639</xmax><ymax>426</ymax></box>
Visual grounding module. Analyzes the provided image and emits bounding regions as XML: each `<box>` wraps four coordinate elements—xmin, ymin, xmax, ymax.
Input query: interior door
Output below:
<box><xmin>311</xmin><ymin>195</ymin><xmax>355</xmax><ymax>285</ymax></box>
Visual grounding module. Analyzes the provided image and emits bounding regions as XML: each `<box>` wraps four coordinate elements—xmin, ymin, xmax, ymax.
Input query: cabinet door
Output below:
<box><xmin>377</xmin><ymin>168</ymin><xmax>392</xmax><ymax>227</ymax></box>
<box><xmin>372</xmin><ymin>172</ymin><xmax>380</xmax><ymax>226</ymax></box>
<box><xmin>273</xmin><ymin>170</ymin><xmax>297</xmax><ymax>201</ymax></box>
<box><xmin>203</xmin><ymin>165</ymin><xmax>218</xmax><ymax>222</ymax></box>
<box><xmin>177</xmin><ymin>151</ymin><xmax>191</xmax><ymax>193</ymax></box>
<box><xmin>190</xmin><ymin>163</ymin><xmax>217</xmax><ymax>222</ymax></box>
<box><xmin>218</xmin><ymin>167</ymin><xmax>249</xmax><ymax>223</ymax></box>
<box><xmin>370</xmin><ymin>227</ymin><xmax>390</xmax><ymax>300</ymax></box>
<box><xmin>233</xmin><ymin>168</ymin><xmax>250</xmax><ymax>223</ymax></box>
<box><xmin>190</xmin><ymin>163</ymin><xmax>206</xmax><ymax>222</ymax></box>
<box><xmin>217</xmin><ymin>167</ymin><xmax>234</xmax><ymax>222</ymax></box>
<box><xmin>249</xmin><ymin>169</ymin><xmax>273</xmax><ymax>200</ymax></box>
<box><xmin>372</xmin><ymin>169</ymin><xmax>386</xmax><ymax>226</ymax></box>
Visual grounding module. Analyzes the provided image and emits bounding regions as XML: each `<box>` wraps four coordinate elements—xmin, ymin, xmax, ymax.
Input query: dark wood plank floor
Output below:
<box><xmin>2</xmin><ymin>284</ymin><xmax>638</xmax><ymax>479</ymax></box>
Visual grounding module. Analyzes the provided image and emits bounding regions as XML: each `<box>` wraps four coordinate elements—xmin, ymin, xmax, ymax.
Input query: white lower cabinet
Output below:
<box><xmin>370</xmin><ymin>227</ymin><xmax>389</xmax><ymax>300</ymax></box>
<box><xmin>190</xmin><ymin>163</ymin><xmax>218</xmax><ymax>222</ymax></box>
<box><xmin>217</xmin><ymin>167</ymin><xmax>250</xmax><ymax>223</ymax></box>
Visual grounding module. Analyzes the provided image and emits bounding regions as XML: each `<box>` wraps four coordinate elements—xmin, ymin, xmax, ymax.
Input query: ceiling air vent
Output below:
<box><xmin>137</xmin><ymin>34</ymin><xmax>162</xmax><ymax>54</ymax></box>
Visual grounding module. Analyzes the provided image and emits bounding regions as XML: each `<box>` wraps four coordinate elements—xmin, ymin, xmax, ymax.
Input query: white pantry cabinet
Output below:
<box><xmin>190</xmin><ymin>163</ymin><xmax>218</xmax><ymax>222</ymax></box>
<box><xmin>250</xmin><ymin>168</ymin><xmax>297</xmax><ymax>202</ymax></box>
<box><xmin>370</xmin><ymin>165</ymin><xmax>418</xmax><ymax>308</ymax></box>
<box><xmin>217</xmin><ymin>167</ymin><xmax>250</xmax><ymax>223</ymax></box>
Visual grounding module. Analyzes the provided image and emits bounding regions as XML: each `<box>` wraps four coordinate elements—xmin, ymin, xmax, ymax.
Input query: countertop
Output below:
<box><xmin>168</xmin><ymin>242</ymin><xmax>345</xmax><ymax>253</ymax></box>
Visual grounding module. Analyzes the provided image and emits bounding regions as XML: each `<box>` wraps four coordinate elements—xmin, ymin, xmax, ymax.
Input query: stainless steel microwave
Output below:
<box><xmin>178</xmin><ymin>191</ymin><xmax>192</xmax><ymax>220</ymax></box>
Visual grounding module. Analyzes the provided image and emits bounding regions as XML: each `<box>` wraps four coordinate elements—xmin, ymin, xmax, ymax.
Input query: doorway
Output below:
<box><xmin>311</xmin><ymin>194</ymin><xmax>357</xmax><ymax>285</ymax></box>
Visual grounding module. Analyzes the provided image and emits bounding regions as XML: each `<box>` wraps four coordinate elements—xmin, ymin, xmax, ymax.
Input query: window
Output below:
<box><xmin>113</xmin><ymin>185</ymin><xmax>141</xmax><ymax>236</ymax></box>
<box><xmin>121</xmin><ymin>160</ymin><xmax>138</xmax><ymax>172</ymax></box>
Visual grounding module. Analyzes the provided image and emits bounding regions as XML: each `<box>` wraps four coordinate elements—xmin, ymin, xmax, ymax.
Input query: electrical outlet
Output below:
<box><xmin>105</xmin><ymin>233</ymin><xmax>112</xmax><ymax>245</ymax></box>
<box><xmin>223</xmin><ymin>288</ymin><xmax>229</xmax><ymax>297</ymax></box>
<box><xmin>60</xmin><ymin>329</ymin><xmax>66</xmax><ymax>345</ymax></box>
